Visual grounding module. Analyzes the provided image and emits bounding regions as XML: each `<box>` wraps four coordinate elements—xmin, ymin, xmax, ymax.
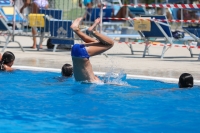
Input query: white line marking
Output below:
<box><xmin>13</xmin><ymin>65</ymin><xmax>200</xmax><ymax>85</ymax></box>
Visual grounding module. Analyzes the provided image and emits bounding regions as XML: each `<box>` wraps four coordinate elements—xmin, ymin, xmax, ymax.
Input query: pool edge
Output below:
<box><xmin>13</xmin><ymin>65</ymin><xmax>200</xmax><ymax>85</ymax></box>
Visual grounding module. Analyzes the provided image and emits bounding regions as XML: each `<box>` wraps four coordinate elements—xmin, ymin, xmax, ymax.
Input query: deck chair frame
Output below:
<box><xmin>45</xmin><ymin>18</ymin><xmax>74</xmax><ymax>52</ymax></box>
<box><xmin>128</xmin><ymin>6</ymin><xmax>147</xmax><ymax>17</ymax></box>
<box><xmin>82</xmin><ymin>7</ymin><xmax>125</xmax><ymax>33</ymax></box>
<box><xmin>0</xmin><ymin>6</ymin><xmax>26</xmax><ymax>23</ymax></box>
<box><xmin>36</xmin><ymin>8</ymin><xmax>64</xmax><ymax>51</ymax></box>
<box><xmin>0</xmin><ymin>6</ymin><xmax>25</xmax><ymax>52</ymax></box>
<box><xmin>182</xmin><ymin>27</ymin><xmax>200</xmax><ymax>57</ymax></box>
<box><xmin>0</xmin><ymin>17</ymin><xmax>24</xmax><ymax>52</ymax></box>
<box><xmin>140</xmin><ymin>15</ymin><xmax>195</xmax><ymax>59</ymax></box>
<box><xmin>105</xmin><ymin>6</ymin><xmax>147</xmax><ymax>55</ymax></box>
<box><xmin>0</xmin><ymin>5</ymin><xmax>26</xmax><ymax>52</ymax></box>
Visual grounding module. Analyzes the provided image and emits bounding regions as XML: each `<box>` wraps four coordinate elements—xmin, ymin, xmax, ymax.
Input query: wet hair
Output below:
<box><xmin>178</xmin><ymin>73</ymin><xmax>193</xmax><ymax>88</ymax></box>
<box><xmin>61</xmin><ymin>64</ymin><xmax>73</xmax><ymax>77</ymax></box>
<box><xmin>0</xmin><ymin>51</ymin><xmax>15</xmax><ymax>70</ymax></box>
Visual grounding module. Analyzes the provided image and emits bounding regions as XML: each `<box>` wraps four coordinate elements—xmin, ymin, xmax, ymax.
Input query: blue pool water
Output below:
<box><xmin>0</xmin><ymin>70</ymin><xmax>200</xmax><ymax>132</ymax></box>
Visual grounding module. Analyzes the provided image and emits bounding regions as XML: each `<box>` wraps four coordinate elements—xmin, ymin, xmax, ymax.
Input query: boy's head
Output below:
<box><xmin>61</xmin><ymin>64</ymin><xmax>73</xmax><ymax>77</ymax></box>
<box><xmin>178</xmin><ymin>73</ymin><xmax>193</xmax><ymax>88</ymax></box>
<box><xmin>1</xmin><ymin>51</ymin><xmax>15</xmax><ymax>67</ymax></box>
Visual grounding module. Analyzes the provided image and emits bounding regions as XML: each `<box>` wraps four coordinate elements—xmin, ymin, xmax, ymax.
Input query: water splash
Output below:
<box><xmin>102</xmin><ymin>69</ymin><xmax>129</xmax><ymax>86</ymax></box>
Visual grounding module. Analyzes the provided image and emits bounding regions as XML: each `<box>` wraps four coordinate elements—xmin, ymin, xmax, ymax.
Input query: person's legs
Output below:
<box><xmin>31</xmin><ymin>3</ymin><xmax>39</xmax><ymax>48</ymax></box>
<box><xmin>45</xmin><ymin>5</ymin><xmax>49</xmax><ymax>9</ymax></box>
<box><xmin>32</xmin><ymin>2</ymin><xmax>39</xmax><ymax>13</ymax></box>
<box><xmin>71</xmin><ymin>17</ymin><xmax>114</xmax><ymax>57</ymax></box>
<box><xmin>31</xmin><ymin>2</ymin><xmax>47</xmax><ymax>49</ymax></box>
<box><xmin>85</xmin><ymin>31</ymin><xmax>114</xmax><ymax>56</ymax></box>
<box><xmin>87</xmin><ymin>18</ymin><xmax>114</xmax><ymax>46</ymax></box>
<box><xmin>71</xmin><ymin>17</ymin><xmax>98</xmax><ymax>43</ymax></box>
<box><xmin>71</xmin><ymin>17</ymin><xmax>114</xmax><ymax>56</ymax></box>
<box><xmin>31</xmin><ymin>27</ymin><xmax>37</xmax><ymax>49</ymax></box>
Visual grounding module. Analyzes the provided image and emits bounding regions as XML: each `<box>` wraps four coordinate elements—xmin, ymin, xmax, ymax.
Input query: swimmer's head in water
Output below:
<box><xmin>178</xmin><ymin>73</ymin><xmax>193</xmax><ymax>88</ymax></box>
<box><xmin>61</xmin><ymin>64</ymin><xmax>73</xmax><ymax>77</ymax></box>
<box><xmin>1</xmin><ymin>51</ymin><xmax>15</xmax><ymax>67</ymax></box>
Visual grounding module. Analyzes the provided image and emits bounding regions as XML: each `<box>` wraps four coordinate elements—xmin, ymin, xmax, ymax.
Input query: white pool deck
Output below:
<box><xmin>1</xmin><ymin>36</ymin><xmax>200</xmax><ymax>84</ymax></box>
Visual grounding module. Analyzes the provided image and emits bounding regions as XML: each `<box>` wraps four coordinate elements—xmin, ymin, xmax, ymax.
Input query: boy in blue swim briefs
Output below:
<box><xmin>70</xmin><ymin>17</ymin><xmax>114</xmax><ymax>82</ymax></box>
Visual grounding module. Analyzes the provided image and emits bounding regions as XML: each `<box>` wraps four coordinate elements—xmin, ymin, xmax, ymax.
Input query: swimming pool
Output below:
<box><xmin>0</xmin><ymin>67</ymin><xmax>200</xmax><ymax>132</ymax></box>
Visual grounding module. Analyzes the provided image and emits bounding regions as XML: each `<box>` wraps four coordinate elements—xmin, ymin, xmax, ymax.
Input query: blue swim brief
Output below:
<box><xmin>71</xmin><ymin>44</ymin><xmax>90</xmax><ymax>59</ymax></box>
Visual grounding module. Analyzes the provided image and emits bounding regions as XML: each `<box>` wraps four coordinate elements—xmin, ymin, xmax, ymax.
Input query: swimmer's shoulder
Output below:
<box><xmin>3</xmin><ymin>65</ymin><xmax>13</xmax><ymax>71</ymax></box>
